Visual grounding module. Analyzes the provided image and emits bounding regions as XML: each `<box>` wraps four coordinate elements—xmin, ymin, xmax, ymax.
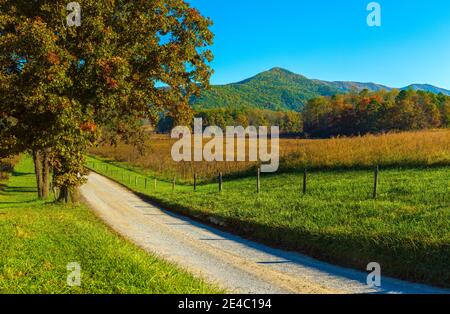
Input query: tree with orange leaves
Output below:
<box><xmin>0</xmin><ymin>0</ymin><xmax>214</xmax><ymax>202</ymax></box>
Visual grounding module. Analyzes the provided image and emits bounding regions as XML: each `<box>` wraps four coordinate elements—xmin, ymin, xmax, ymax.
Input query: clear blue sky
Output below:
<box><xmin>187</xmin><ymin>0</ymin><xmax>450</xmax><ymax>89</ymax></box>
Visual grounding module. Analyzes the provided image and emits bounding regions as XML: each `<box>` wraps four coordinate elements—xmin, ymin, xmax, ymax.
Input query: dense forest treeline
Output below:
<box><xmin>157</xmin><ymin>89</ymin><xmax>450</xmax><ymax>137</ymax></box>
<box><xmin>303</xmin><ymin>89</ymin><xmax>450</xmax><ymax>137</ymax></box>
<box><xmin>158</xmin><ymin>108</ymin><xmax>303</xmax><ymax>135</ymax></box>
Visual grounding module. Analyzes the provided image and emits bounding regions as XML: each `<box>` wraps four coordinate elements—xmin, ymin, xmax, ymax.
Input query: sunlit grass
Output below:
<box><xmin>0</xmin><ymin>157</ymin><xmax>222</xmax><ymax>294</ymax></box>
<box><xmin>87</xmin><ymin>155</ymin><xmax>450</xmax><ymax>288</ymax></box>
<box><xmin>89</xmin><ymin>129</ymin><xmax>450</xmax><ymax>183</ymax></box>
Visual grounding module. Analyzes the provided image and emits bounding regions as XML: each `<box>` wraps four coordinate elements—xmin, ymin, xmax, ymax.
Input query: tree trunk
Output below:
<box><xmin>71</xmin><ymin>186</ymin><xmax>80</xmax><ymax>204</ymax></box>
<box><xmin>57</xmin><ymin>185</ymin><xmax>80</xmax><ymax>204</ymax></box>
<box><xmin>41</xmin><ymin>148</ymin><xmax>51</xmax><ymax>199</ymax></box>
<box><xmin>58</xmin><ymin>185</ymin><xmax>69</xmax><ymax>203</ymax></box>
<box><xmin>32</xmin><ymin>150</ymin><xmax>43</xmax><ymax>198</ymax></box>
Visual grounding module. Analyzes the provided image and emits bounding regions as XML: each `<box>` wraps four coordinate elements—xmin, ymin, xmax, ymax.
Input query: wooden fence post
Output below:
<box><xmin>303</xmin><ymin>168</ymin><xmax>307</xmax><ymax>194</ymax></box>
<box><xmin>154</xmin><ymin>178</ymin><xmax>157</xmax><ymax>190</ymax></box>
<box><xmin>194</xmin><ymin>173</ymin><xmax>197</xmax><ymax>191</ymax></box>
<box><xmin>373</xmin><ymin>165</ymin><xmax>379</xmax><ymax>199</ymax></box>
<box><xmin>257</xmin><ymin>168</ymin><xmax>261</xmax><ymax>193</ymax></box>
<box><xmin>145</xmin><ymin>178</ymin><xmax>147</xmax><ymax>189</ymax></box>
<box><xmin>219</xmin><ymin>172</ymin><xmax>223</xmax><ymax>192</ymax></box>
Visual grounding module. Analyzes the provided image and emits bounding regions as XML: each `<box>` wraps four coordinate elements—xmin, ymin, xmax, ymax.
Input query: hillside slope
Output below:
<box><xmin>401</xmin><ymin>84</ymin><xmax>450</xmax><ymax>95</ymax></box>
<box><xmin>192</xmin><ymin>68</ymin><xmax>450</xmax><ymax>110</ymax></box>
<box><xmin>192</xmin><ymin>68</ymin><xmax>339</xmax><ymax>111</ymax></box>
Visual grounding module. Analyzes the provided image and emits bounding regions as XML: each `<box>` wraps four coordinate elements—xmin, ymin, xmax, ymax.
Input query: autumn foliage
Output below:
<box><xmin>303</xmin><ymin>89</ymin><xmax>450</xmax><ymax>137</ymax></box>
<box><xmin>0</xmin><ymin>0</ymin><xmax>214</xmax><ymax>201</ymax></box>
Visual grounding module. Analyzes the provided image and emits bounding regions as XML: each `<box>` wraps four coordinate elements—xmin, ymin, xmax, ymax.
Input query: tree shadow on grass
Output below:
<box><xmin>0</xmin><ymin>199</ymin><xmax>39</xmax><ymax>205</ymax></box>
<box><xmin>0</xmin><ymin>179</ymin><xmax>37</xmax><ymax>205</ymax></box>
<box><xmin>3</xmin><ymin>186</ymin><xmax>37</xmax><ymax>193</ymax></box>
<box><xmin>131</xmin><ymin>190</ymin><xmax>450</xmax><ymax>292</ymax></box>
<box><xmin>11</xmin><ymin>171</ymin><xmax>34</xmax><ymax>177</ymax></box>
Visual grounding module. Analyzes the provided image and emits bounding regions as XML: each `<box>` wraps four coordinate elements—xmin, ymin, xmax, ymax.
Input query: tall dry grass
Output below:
<box><xmin>281</xmin><ymin>129</ymin><xmax>450</xmax><ymax>169</ymax></box>
<box><xmin>89</xmin><ymin>129</ymin><xmax>450</xmax><ymax>182</ymax></box>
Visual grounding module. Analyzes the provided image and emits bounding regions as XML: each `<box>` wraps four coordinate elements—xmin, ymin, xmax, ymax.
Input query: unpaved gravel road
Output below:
<box><xmin>80</xmin><ymin>172</ymin><xmax>449</xmax><ymax>294</ymax></box>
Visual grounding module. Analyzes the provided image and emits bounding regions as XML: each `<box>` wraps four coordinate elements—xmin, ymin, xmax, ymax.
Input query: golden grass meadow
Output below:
<box><xmin>89</xmin><ymin>129</ymin><xmax>450</xmax><ymax>182</ymax></box>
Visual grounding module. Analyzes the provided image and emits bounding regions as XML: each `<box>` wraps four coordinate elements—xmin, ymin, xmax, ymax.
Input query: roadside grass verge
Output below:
<box><xmin>0</xmin><ymin>156</ymin><xmax>222</xmax><ymax>294</ymax></box>
<box><xmin>87</xmin><ymin>155</ymin><xmax>450</xmax><ymax>288</ymax></box>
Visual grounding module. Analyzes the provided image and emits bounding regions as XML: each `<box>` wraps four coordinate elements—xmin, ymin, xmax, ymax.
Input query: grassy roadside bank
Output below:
<box><xmin>0</xmin><ymin>157</ymin><xmax>222</xmax><ymax>294</ymax></box>
<box><xmin>87</xmin><ymin>155</ymin><xmax>450</xmax><ymax>288</ymax></box>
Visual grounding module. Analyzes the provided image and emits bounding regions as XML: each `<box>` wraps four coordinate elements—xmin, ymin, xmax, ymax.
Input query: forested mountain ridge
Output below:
<box><xmin>401</xmin><ymin>84</ymin><xmax>450</xmax><ymax>95</ymax></box>
<box><xmin>191</xmin><ymin>67</ymin><xmax>450</xmax><ymax>110</ymax></box>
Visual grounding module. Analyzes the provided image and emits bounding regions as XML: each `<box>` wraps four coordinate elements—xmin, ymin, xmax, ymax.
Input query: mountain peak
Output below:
<box><xmin>192</xmin><ymin>67</ymin><xmax>450</xmax><ymax>110</ymax></box>
<box><xmin>268</xmin><ymin>67</ymin><xmax>291</xmax><ymax>73</ymax></box>
<box><xmin>235</xmin><ymin>67</ymin><xmax>302</xmax><ymax>85</ymax></box>
<box><xmin>266</xmin><ymin>67</ymin><xmax>302</xmax><ymax>77</ymax></box>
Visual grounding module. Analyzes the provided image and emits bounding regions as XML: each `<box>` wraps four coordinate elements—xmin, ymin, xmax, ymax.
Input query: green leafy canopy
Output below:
<box><xmin>0</xmin><ymin>0</ymin><xmax>214</xmax><ymax>196</ymax></box>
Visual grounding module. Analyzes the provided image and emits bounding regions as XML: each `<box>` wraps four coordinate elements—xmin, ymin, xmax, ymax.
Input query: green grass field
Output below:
<box><xmin>0</xmin><ymin>157</ymin><xmax>221</xmax><ymax>294</ymax></box>
<box><xmin>88</xmin><ymin>155</ymin><xmax>450</xmax><ymax>288</ymax></box>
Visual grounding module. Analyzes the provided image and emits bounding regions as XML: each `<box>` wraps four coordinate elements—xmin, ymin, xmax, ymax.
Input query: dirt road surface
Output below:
<box><xmin>80</xmin><ymin>172</ymin><xmax>449</xmax><ymax>294</ymax></box>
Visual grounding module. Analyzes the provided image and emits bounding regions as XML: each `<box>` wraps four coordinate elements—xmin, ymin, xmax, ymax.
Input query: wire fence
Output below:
<box><xmin>87</xmin><ymin>161</ymin><xmax>382</xmax><ymax>199</ymax></box>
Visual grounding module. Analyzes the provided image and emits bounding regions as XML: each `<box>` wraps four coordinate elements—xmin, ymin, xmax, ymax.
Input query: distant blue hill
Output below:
<box><xmin>191</xmin><ymin>67</ymin><xmax>450</xmax><ymax>110</ymax></box>
<box><xmin>400</xmin><ymin>84</ymin><xmax>450</xmax><ymax>95</ymax></box>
